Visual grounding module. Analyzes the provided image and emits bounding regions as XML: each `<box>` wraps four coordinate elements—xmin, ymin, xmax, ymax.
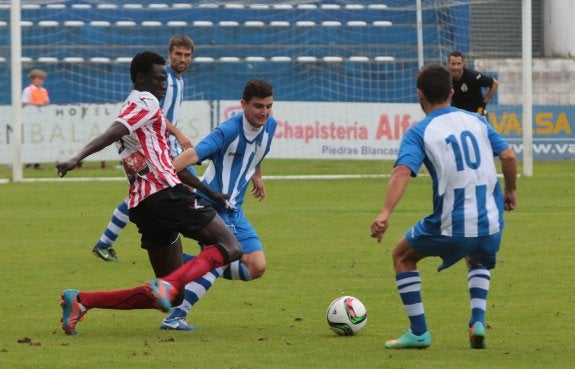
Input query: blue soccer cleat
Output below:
<box><xmin>385</xmin><ymin>330</ymin><xmax>432</xmax><ymax>349</ymax></box>
<box><xmin>160</xmin><ymin>317</ymin><xmax>198</xmax><ymax>331</ymax></box>
<box><xmin>60</xmin><ymin>289</ymin><xmax>87</xmax><ymax>335</ymax></box>
<box><xmin>146</xmin><ymin>278</ymin><xmax>175</xmax><ymax>313</ymax></box>
<box><xmin>469</xmin><ymin>321</ymin><xmax>487</xmax><ymax>349</ymax></box>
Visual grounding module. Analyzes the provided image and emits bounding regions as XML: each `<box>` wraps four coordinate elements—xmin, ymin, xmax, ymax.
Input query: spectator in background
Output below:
<box><xmin>448</xmin><ymin>51</ymin><xmax>498</xmax><ymax>116</ymax></box>
<box><xmin>22</xmin><ymin>69</ymin><xmax>50</xmax><ymax>169</ymax></box>
<box><xmin>22</xmin><ymin>69</ymin><xmax>50</xmax><ymax>107</ymax></box>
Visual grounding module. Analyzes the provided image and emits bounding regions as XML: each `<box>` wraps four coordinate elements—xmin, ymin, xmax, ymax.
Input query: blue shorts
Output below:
<box><xmin>406</xmin><ymin>229</ymin><xmax>502</xmax><ymax>271</ymax></box>
<box><xmin>218</xmin><ymin>208</ymin><xmax>263</xmax><ymax>254</ymax></box>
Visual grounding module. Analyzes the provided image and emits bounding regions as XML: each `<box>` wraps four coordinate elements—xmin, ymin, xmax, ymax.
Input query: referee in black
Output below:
<box><xmin>448</xmin><ymin>50</ymin><xmax>499</xmax><ymax>117</ymax></box>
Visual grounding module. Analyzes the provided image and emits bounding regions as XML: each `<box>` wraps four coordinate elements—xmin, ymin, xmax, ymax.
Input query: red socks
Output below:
<box><xmin>76</xmin><ymin>246</ymin><xmax>226</xmax><ymax>310</ymax></box>
<box><xmin>79</xmin><ymin>286</ymin><xmax>155</xmax><ymax>310</ymax></box>
<box><xmin>162</xmin><ymin>245</ymin><xmax>226</xmax><ymax>290</ymax></box>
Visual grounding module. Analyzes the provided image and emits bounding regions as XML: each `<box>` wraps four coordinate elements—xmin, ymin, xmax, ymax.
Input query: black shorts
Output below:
<box><xmin>129</xmin><ymin>184</ymin><xmax>217</xmax><ymax>250</ymax></box>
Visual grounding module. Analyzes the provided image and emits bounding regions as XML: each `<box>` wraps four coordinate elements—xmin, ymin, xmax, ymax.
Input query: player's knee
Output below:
<box><xmin>214</xmin><ymin>241</ymin><xmax>243</xmax><ymax>264</ymax></box>
<box><xmin>249</xmin><ymin>263</ymin><xmax>266</xmax><ymax>279</ymax></box>
<box><xmin>391</xmin><ymin>241</ymin><xmax>421</xmax><ymax>272</ymax></box>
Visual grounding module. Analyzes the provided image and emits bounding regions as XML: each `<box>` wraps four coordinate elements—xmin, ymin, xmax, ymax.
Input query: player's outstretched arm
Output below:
<box><xmin>499</xmin><ymin>147</ymin><xmax>517</xmax><ymax>211</ymax></box>
<box><xmin>57</xmin><ymin>122</ymin><xmax>129</xmax><ymax>177</ymax></box>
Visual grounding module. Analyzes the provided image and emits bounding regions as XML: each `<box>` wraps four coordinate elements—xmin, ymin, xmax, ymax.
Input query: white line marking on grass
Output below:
<box><xmin>5</xmin><ymin>174</ymin><xmax>392</xmax><ymax>183</ymax></box>
<box><xmin>4</xmin><ymin>173</ymin><xmax>524</xmax><ymax>184</ymax></box>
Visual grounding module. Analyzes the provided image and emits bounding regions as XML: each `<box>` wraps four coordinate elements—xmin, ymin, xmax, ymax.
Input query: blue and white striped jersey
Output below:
<box><xmin>162</xmin><ymin>66</ymin><xmax>185</xmax><ymax>156</ymax></box>
<box><xmin>194</xmin><ymin>113</ymin><xmax>277</xmax><ymax>211</ymax></box>
<box><xmin>396</xmin><ymin>106</ymin><xmax>509</xmax><ymax>237</ymax></box>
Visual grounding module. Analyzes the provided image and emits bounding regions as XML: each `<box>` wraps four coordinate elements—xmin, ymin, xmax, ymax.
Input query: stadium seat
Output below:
<box><xmin>64</xmin><ymin>21</ymin><xmax>86</xmax><ymax>27</ymax></box>
<box><xmin>321</xmin><ymin>4</ymin><xmax>342</xmax><ymax>9</ymax></box>
<box><xmin>124</xmin><ymin>4</ymin><xmax>144</xmax><ymax>9</ymax></box>
<box><xmin>142</xmin><ymin>21</ymin><xmax>162</xmax><ymax>27</ymax></box>
<box><xmin>349</xmin><ymin>56</ymin><xmax>370</xmax><ymax>62</ymax></box>
<box><xmin>193</xmin><ymin>21</ymin><xmax>213</xmax><ymax>26</ymax></box>
<box><xmin>90</xmin><ymin>21</ymin><xmax>111</xmax><ymax>26</ymax></box>
<box><xmin>219</xmin><ymin>56</ymin><xmax>241</xmax><ymax>62</ymax></box>
<box><xmin>194</xmin><ymin>57</ymin><xmax>215</xmax><ymax>62</ymax></box>
<box><xmin>172</xmin><ymin>4</ymin><xmax>193</xmax><ymax>9</ymax></box>
<box><xmin>38</xmin><ymin>21</ymin><xmax>59</xmax><ymax>27</ymax></box>
<box><xmin>97</xmin><ymin>4</ymin><xmax>118</xmax><ymax>10</ymax></box>
<box><xmin>116</xmin><ymin>21</ymin><xmax>136</xmax><ymax>27</ymax></box>
<box><xmin>271</xmin><ymin>56</ymin><xmax>292</xmax><ymax>62</ymax></box>
<box><xmin>63</xmin><ymin>57</ymin><xmax>85</xmax><ymax>62</ymax></box>
<box><xmin>224</xmin><ymin>4</ymin><xmax>245</xmax><ymax>9</ymax></box>
<box><xmin>167</xmin><ymin>21</ymin><xmax>188</xmax><ymax>27</ymax></box>
<box><xmin>249</xmin><ymin>4</ymin><xmax>270</xmax><ymax>10</ymax></box>
<box><xmin>0</xmin><ymin>1</ymin><xmax>432</xmax><ymax>104</ymax></box>
<box><xmin>218</xmin><ymin>21</ymin><xmax>239</xmax><ymax>27</ymax></box>
<box><xmin>90</xmin><ymin>57</ymin><xmax>112</xmax><ymax>63</ymax></box>
<box><xmin>37</xmin><ymin>57</ymin><xmax>58</xmax><ymax>63</ymax></box>
<box><xmin>46</xmin><ymin>4</ymin><xmax>66</xmax><ymax>9</ymax></box>
<box><xmin>245</xmin><ymin>21</ymin><xmax>265</xmax><ymax>27</ymax></box>
<box><xmin>245</xmin><ymin>56</ymin><xmax>266</xmax><ymax>62</ymax></box>
<box><xmin>297</xmin><ymin>56</ymin><xmax>318</xmax><ymax>62</ymax></box>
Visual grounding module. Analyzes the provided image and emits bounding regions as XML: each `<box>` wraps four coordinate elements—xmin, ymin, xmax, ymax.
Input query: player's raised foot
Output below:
<box><xmin>469</xmin><ymin>322</ymin><xmax>487</xmax><ymax>349</ymax></box>
<box><xmin>60</xmin><ymin>289</ymin><xmax>87</xmax><ymax>336</ymax></box>
<box><xmin>146</xmin><ymin>278</ymin><xmax>176</xmax><ymax>313</ymax></box>
<box><xmin>385</xmin><ymin>330</ymin><xmax>431</xmax><ymax>349</ymax></box>
<box><xmin>92</xmin><ymin>245</ymin><xmax>118</xmax><ymax>261</ymax></box>
<box><xmin>160</xmin><ymin>317</ymin><xmax>198</xmax><ymax>331</ymax></box>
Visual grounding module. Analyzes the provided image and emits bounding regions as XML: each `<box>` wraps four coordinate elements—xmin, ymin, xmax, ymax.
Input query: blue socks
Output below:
<box><xmin>395</xmin><ymin>270</ymin><xmax>428</xmax><ymax>336</ymax></box>
<box><xmin>96</xmin><ymin>199</ymin><xmax>129</xmax><ymax>248</ymax></box>
<box><xmin>468</xmin><ymin>266</ymin><xmax>491</xmax><ymax>326</ymax></box>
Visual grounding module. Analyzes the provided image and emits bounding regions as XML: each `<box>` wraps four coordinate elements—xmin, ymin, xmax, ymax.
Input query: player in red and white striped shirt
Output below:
<box><xmin>115</xmin><ymin>88</ymin><xmax>181</xmax><ymax>208</ymax></box>
<box><xmin>56</xmin><ymin>51</ymin><xmax>243</xmax><ymax>335</ymax></box>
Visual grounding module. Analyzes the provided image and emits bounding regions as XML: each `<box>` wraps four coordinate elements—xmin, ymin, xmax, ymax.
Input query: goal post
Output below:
<box><xmin>10</xmin><ymin>0</ymin><xmax>22</xmax><ymax>182</ymax></box>
<box><xmin>1</xmin><ymin>0</ymin><xmax>540</xmax><ymax>181</ymax></box>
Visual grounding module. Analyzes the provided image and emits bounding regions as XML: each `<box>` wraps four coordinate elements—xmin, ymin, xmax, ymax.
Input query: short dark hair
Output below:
<box><xmin>168</xmin><ymin>34</ymin><xmax>195</xmax><ymax>53</ymax></box>
<box><xmin>130</xmin><ymin>51</ymin><xmax>165</xmax><ymax>84</ymax></box>
<box><xmin>242</xmin><ymin>79</ymin><xmax>274</xmax><ymax>102</ymax></box>
<box><xmin>416</xmin><ymin>64</ymin><xmax>452</xmax><ymax>104</ymax></box>
<box><xmin>449</xmin><ymin>50</ymin><xmax>464</xmax><ymax>60</ymax></box>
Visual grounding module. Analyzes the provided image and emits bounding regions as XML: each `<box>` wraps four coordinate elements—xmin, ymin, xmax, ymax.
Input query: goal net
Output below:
<box><xmin>0</xmin><ymin>0</ymin><xmax>539</xmax><ymax>180</ymax></box>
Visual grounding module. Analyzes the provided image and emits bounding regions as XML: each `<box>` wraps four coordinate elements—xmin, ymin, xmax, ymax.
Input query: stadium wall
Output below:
<box><xmin>1</xmin><ymin>101</ymin><xmax>573</xmax><ymax>162</ymax></box>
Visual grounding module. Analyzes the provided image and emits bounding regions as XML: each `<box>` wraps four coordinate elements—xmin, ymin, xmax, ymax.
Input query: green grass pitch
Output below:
<box><xmin>0</xmin><ymin>159</ymin><xmax>573</xmax><ymax>369</ymax></box>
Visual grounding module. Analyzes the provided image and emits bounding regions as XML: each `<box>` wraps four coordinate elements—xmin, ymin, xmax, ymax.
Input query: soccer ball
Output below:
<box><xmin>326</xmin><ymin>296</ymin><xmax>367</xmax><ymax>336</ymax></box>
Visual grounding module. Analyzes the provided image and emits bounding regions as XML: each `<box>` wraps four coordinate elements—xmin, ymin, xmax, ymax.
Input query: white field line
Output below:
<box><xmin>0</xmin><ymin>173</ymin><xmax>515</xmax><ymax>184</ymax></box>
<box><xmin>7</xmin><ymin>174</ymin><xmax>392</xmax><ymax>183</ymax></box>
